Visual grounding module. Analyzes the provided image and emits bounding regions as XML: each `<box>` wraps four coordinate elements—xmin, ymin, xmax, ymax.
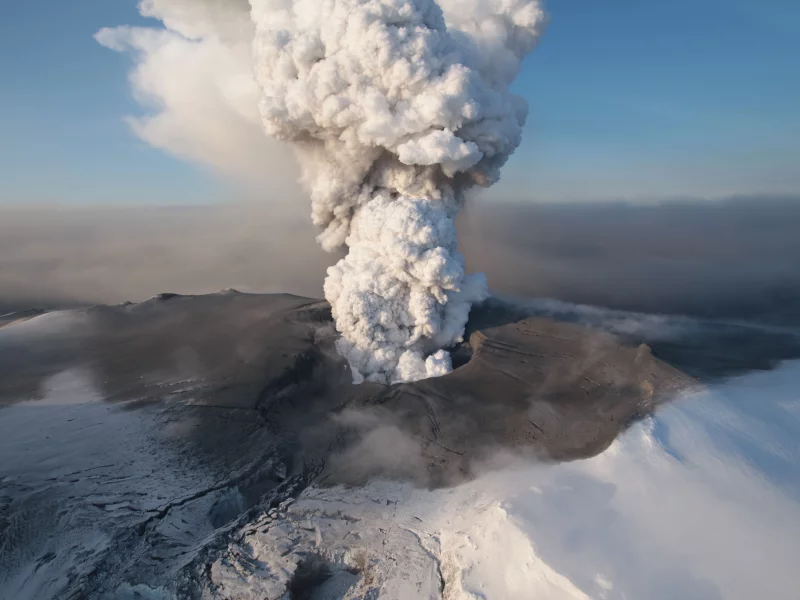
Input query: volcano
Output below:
<box><xmin>0</xmin><ymin>291</ymin><xmax>700</xmax><ymax>598</ymax></box>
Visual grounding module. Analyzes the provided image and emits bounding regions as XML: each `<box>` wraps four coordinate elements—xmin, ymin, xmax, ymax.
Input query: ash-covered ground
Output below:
<box><xmin>2</xmin><ymin>292</ymin><xmax>800</xmax><ymax>599</ymax></box>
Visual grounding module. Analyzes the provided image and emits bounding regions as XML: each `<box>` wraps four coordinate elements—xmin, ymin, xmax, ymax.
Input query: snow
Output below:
<box><xmin>4</xmin><ymin>304</ymin><xmax>800</xmax><ymax>598</ymax></box>
<box><xmin>203</xmin><ymin>361</ymin><xmax>800</xmax><ymax>599</ymax></box>
<box><xmin>0</xmin><ymin>369</ymin><xmax>219</xmax><ymax>600</ymax></box>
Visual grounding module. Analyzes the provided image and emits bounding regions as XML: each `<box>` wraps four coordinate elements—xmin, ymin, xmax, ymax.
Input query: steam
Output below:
<box><xmin>98</xmin><ymin>0</ymin><xmax>546</xmax><ymax>383</ymax></box>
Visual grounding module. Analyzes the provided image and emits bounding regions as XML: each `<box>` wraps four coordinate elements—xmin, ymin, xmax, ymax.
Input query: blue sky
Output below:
<box><xmin>1</xmin><ymin>0</ymin><xmax>798</xmax><ymax>204</ymax></box>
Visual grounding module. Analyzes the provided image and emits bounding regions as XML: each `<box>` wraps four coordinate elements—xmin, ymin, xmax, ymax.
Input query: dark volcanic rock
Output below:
<box><xmin>0</xmin><ymin>292</ymin><xmax>696</xmax><ymax>598</ymax></box>
<box><xmin>0</xmin><ymin>292</ymin><xmax>693</xmax><ymax>476</ymax></box>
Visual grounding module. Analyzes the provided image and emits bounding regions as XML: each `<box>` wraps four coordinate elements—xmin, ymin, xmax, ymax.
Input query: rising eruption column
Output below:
<box><xmin>252</xmin><ymin>0</ymin><xmax>545</xmax><ymax>383</ymax></box>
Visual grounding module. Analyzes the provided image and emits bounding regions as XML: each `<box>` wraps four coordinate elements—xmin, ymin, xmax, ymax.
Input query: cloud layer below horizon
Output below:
<box><xmin>2</xmin><ymin>198</ymin><xmax>798</xmax><ymax>325</ymax></box>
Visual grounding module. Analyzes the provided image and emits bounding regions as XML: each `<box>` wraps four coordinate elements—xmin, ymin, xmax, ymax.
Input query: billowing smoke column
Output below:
<box><xmin>97</xmin><ymin>0</ymin><xmax>545</xmax><ymax>384</ymax></box>
<box><xmin>252</xmin><ymin>0</ymin><xmax>544</xmax><ymax>383</ymax></box>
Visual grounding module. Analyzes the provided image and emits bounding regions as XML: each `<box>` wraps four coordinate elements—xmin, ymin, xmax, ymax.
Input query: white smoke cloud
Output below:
<box><xmin>95</xmin><ymin>1</ymin><xmax>299</xmax><ymax>190</ymax></box>
<box><xmin>98</xmin><ymin>0</ymin><xmax>545</xmax><ymax>384</ymax></box>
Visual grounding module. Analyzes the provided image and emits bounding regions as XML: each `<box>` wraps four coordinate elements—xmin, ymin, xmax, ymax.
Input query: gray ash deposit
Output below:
<box><xmin>4</xmin><ymin>291</ymin><xmax>798</xmax><ymax>598</ymax></box>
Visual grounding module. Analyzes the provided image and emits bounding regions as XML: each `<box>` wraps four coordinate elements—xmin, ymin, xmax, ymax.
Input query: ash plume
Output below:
<box><xmin>100</xmin><ymin>0</ymin><xmax>546</xmax><ymax>384</ymax></box>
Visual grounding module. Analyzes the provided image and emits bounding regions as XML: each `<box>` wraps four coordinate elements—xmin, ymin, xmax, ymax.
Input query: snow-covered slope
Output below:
<box><xmin>201</xmin><ymin>361</ymin><xmax>800</xmax><ymax>599</ymax></box>
<box><xmin>3</xmin><ymin>295</ymin><xmax>800</xmax><ymax>599</ymax></box>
